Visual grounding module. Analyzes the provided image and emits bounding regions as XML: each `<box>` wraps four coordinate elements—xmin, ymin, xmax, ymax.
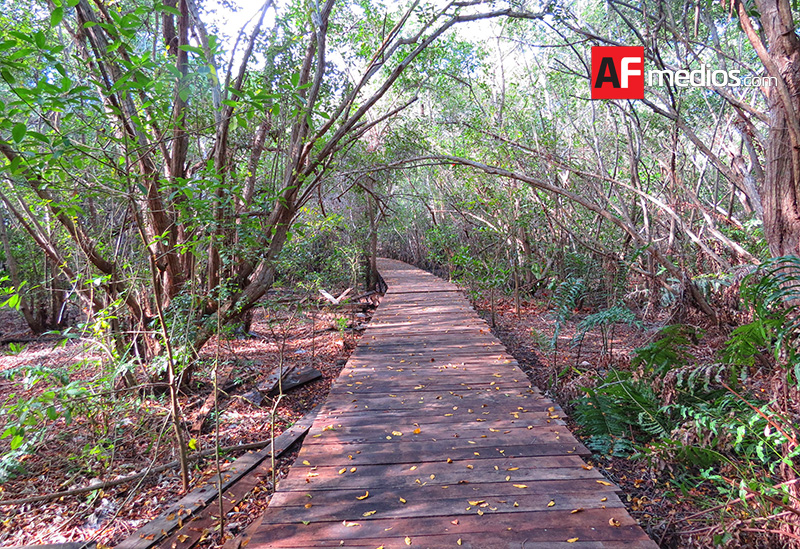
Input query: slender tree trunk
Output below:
<box><xmin>0</xmin><ymin>208</ymin><xmax>41</xmax><ymax>332</ymax></box>
<box><xmin>742</xmin><ymin>0</ymin><xmax>800</xmax><ymax>258</ymax></box>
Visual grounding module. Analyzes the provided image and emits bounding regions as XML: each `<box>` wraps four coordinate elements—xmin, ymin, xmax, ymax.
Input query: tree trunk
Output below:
<box><xmin>743</xmin><ymin>0</ymin><xmax>800</xmax><ymax>257</ymax></box>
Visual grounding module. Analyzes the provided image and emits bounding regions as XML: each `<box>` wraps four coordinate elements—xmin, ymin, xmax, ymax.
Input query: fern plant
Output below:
<box><xmin>572</xmin><ymin>304</ymin><xmax>642</xmax><ymax>356</ymax></box>
<box><xmin>631</xmin><ymin>324</ymin><xmax>701</xmax><ymax>377</ymax></box>
<box><xmin>574</xmin><ymin>369</ymin><xmax>672</xmax><ymax>456</ymax></box>
<box><xmin>739</xmin><ymin>255</ymin><xmax>800</xmax><ymax>376</ymax></box>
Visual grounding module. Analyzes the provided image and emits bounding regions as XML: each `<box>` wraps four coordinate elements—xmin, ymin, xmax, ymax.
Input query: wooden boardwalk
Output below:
<box><xmin>251</xmin><ymin>259</ymin><xmax>657</xmax><ymax>548</ymax></box>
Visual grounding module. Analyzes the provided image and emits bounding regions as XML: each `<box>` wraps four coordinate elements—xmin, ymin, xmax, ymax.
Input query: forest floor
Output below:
<box><xmin>474</xmin><ymin>295</ymin><xmax>734</xmax><ymax>549</ymax></box>
<box><xmin>0</xmin><ymin>298</ymin><xmax>371</xmax><ymax>548</ymax></box>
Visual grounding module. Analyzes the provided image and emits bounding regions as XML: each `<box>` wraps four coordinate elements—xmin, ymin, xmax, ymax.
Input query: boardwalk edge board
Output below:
<box><xmin>116</xmin><ymin>407</ymin><xmax>320</xmax><ymax>549</ymax></box>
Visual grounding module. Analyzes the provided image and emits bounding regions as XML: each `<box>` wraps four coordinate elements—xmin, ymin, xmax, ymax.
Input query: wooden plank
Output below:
<box><xmin>117</xmin><ymin>407</ymin><xmax>320</xmax><ymax>549</ymax></box>
<box><xmin>251</xmin><ymin>259</ymin><xmax>656</xmax><ymax>548</ymax></box>
<box><xmin>268</xmin><ymin>366</ymin><xmax>322</xmax><ymax>395</ymax></box>
<box><xmin>252</xmin><ymin>509</ymin><xmax>653</xmax><ymax>546</ymax></box>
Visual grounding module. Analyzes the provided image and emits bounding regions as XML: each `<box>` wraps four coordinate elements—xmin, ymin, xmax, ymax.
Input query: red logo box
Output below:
<box><xmin>591</xmin><ymin>46</ymin><xmax>644</xmax><ymax>100</ymax></box>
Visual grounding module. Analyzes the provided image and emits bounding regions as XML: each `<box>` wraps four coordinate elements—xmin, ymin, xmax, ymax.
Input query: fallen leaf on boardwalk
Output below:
<box><xmin>392</xmin><ymin>431</ymin><xmax>403</xmax><ymax>436</ymax></box>
<box><xmin>342</xmin><ymin>521</ymin><xmax>360</xmax><ymax>527</ymax></box>
<box><xmin>338</xmin><ymin>468</ymin><xmax>347</xmax><ymax>475</ymax></box>
<box><xmin>430</xmin><ymin>474</ymin><xmax>435</xmax><ymax>479</ymax></box>
<box><xmin>571</xmin><ymin>508</ymin><xmax>583</xmax><ymax>514</ymax></box>
<box><xmin>399</xmin><ymin>497</ymin><xmax>407</xmax><ymax>504</ymax></box>
<box><xmin>405</xmin><ymin>536</ymin><xmax>412</xmax><ymax>545</ymax></box>
<box><xmin>547</xmin><ymin>500</ymin><xmax>555</xmax><ymax>507</ymax></box>
<box><xmin>356</xmin><ymin>491</ymin><xmax>369</xmax><ymax>500</ymax></box>
<box><xmin>351</xmin><ymin>467</ymin><xmax>357</xmax><ymax>473</ymax></box>
<box><xmin>362</xmin><ymin>510</ymin><xmax>376</xmax><ymax>517</ymax></box>
<box><xmin>447</xmin><ymin>458</ymin><xmax>453</xmax><ymax>463</ymax></box>
<box><xmin>505</xmin><ymin>476</ymin><xmax>511</xmax><ymax>481</ymax></box>
<box><xmin>513</xmin><ymin>502</ymin><xmax>519</xmax><ymax>507</ymax></box>
<box><xmin>507</xmin><ymin>467</ymin><xmax>519</xmax><ymax>471</ymax></box>
<box><xmin>609</xmin><ymin>517</ymin><xmax>621</xmax><ymax>527</ymax></box>
<box><xmin>177</xmin><ymin>535</ymin><xmax>189</xmax><ymax>542</ymax></box>
<box><xmin>567</xmin><ymin>538</ymin><xmax>579</xmax><ymax>543</ymax></box>
<box><xmin>596</xmin><ymin>480</ymin><xmax>613</xmax><ymax>486</ymax></box>
<box><xmin>513</xmin><ymin>484</ymin><xmax>528</xmax><ymax>489</ymax></box>
<box><xmin>457</xmin><ymin>539</ymin><xmax>462</xmax><ymax>545</ymax></box>
<box><xmin>410</xmin><ymin>465</ymin><xmax>418</xmax><ymax>471</ymax></box>
<box><xmin>468</xmin><ymin>500</ymin><xmax>485</xmax><ymax>505</ymax></box>
<box><xmin>477</xmin><ymin>509</ymin><xmax>484</xmax><ymax>515</ymax></box>
<box><xmin>413</xmin><ymin>428</ymin><xmax>421</xmax><ymax>434</ymax></box>
<box><xmin>582</xmin><ymin>464</ymin><xmax>593</xmax><ymax>470</ymax></box>
<box><xmin>600</xmin><ymin>497</ymin><xmax>608</xmax><ymax>502</ymax></box>
<box><xmin>466</xmin><ymin>464</ymin><xmax>474</xmax><ymax>469</ymax></box>
<box><xmin>451</xmin><ymin>519</ymin><xmax>459</xmax><ymax>525</ymax></box>
<box><xmin>302</xmin><ymin>520</ymin><xmax>310</xmax><ymax>525</ymax></box>
<box><xmin>302</xmin><ymin>460</ymin><xmax>311</xmax><ymax>466</ymax></box>
<box><xmin>304</xmin><ymin>503</ymin><xmax>313</xmax><ymax>508</ymax></box>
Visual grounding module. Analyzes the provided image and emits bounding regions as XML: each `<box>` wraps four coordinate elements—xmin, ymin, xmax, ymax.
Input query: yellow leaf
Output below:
<box><xmin>413</xmin><ymin>428</ymin><xmax>421</xmax><ymax>434</ymax></box>
<box><xmin>399</xmin><ymin>497</ymin><xmax>407</xmax><ymax>504</ymax></box>
<box><xmin>447</xmin><ymin>458</ymin><xmax>453</xmax><ymax>463</ymax></box>
<box><xmin>466</xmin><ymin>464</ymin><xmax>474</xmax><ymax>469</ymax></box>
<box><xmin>338</xmin><ymin>468</ymin><xmax>346</xmax><ymax>475</ymax></box>
<box><xmin>343</xmin><ymin>521</ymin><xmax>360</xmax><ymax>527</ymax></box>
<box><xmin>567</xmin><ymin>537</ymin><xmax>579</xmax><ymax>543</ymax></box>
<box><xmin>350</xmin><ymin>467</ymin><xmax>357</xmax><ymax>473</ymax></box>
<box><xmin>302</xmin><ymin>460</ymin><xmax>311</xmax><ymax>466</ymax></box>
<box><xmin>571</xmin><ymin>508</ymin><xmax>583</xmax><ymax>514</ymax></box>
<box><xmin>304</xmin><ymin>503</ymin><xmax>313</xmax><ymax>509</ymax></box>
<box><xmin>405</xmin><ymin>536</ymin><xmax>412</xmax><ymax>545</ymax></box>
<box><xmin>582</xmin><ymin>464</ymin><xmax>593</xmax><ymax>470</ymax></box>
<box><xmin>356</xmin><ymin>491</ymin><xmax>369</xmax><ymax>500</ymax></box>
<box><xmin>392</xmin><ymin>431</ymin><xmax>403</xmax><ymax>436</ymax></box>
<box><xmin>177</xmin><ymin>534</ymin><xmax>189</xmax><ymax>542</ymax></box>
<box><xmin>609</xmin><ymin>517</ymin><xmax>621</xmax><ymax>527</ymax></box>
<box><xmin>362</xmin><ymin>510</ymin><xmax>376</xmax><ymax>517</ymax></box>
<box><xmin>507</xmin><ymin>467</ymin><xmax>519</xmax><ymax>471</ymax></box>
<box><xmin>457</xmin><ymin>540</ymin><xmax>462</xmax><ymax>546</ymax></box>
<box><xmin>600</xmin><ymin>497</ymin><xmax>608</xmax><ymax>502</ymax></box>
<box><xmin>513</xmin><ymin>484</ymin><xmax>528</xmax><ymax>489</ymax></box>
<box><xmin>430</xmin><ymin>474</ymin><xmax>435</xmax><ymax>479</ymax></box>
<box><xmin>597</xmin><ymin>480</ymin><xmax>613</xmax><ymax>486</ymax></box>
<box><xmin>410</xmin><ymin>465</ymin><xmax>418</xmax><ymax>471</ymax></box>
<box><xmin>468</xmin><ymin>500</ymin><xmax>485</xmax><ymax>505</ymax></box>
<box><xmin>188</xmin><ymin>438</ymin><xmax>197</xmax><ymax>451</ymax></box>
<box><xmin>547</xmin><ymin>500</ymin><xmax>555</xmax><ymax>507</ymax></box>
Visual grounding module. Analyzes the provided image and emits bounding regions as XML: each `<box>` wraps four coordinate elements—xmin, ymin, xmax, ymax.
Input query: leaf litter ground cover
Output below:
<box><xmin>477</xmin><ymin>295</ymin><xmax>778</xmax><ymax>548</ymax></box>
<box><xmin>0</xmin><ymin>299</ymin><xmax>370</xmax><ymax>547</ymax></box>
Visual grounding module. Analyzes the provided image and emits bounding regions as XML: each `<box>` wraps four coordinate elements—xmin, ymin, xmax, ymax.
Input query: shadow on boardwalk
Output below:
<box><xmin>251</xmin><ymin>259</ymin><xmax>658</xmax><ymax>548</ymax></box>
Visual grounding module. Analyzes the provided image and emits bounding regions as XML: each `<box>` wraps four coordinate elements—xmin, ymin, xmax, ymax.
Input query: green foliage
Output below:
<box><xmin>740</xmin><ymin>255</ymin><xmax>800</xmax><ymax>372</ymax></box>
<box><xmin>553</xmin><ymin>277</ymin><xmax>585</xmax><ymax>323</ymax></box>
<box><xmin>572</xmin><ymin>304</ymin><xmax>641</xmax><ymax>354</ymax></box>
<box><xmin>574</xmin><ymin>370</ymin><xmax>669</xmax><ymax>456</ymax></box>
<box><xmin>631</xmin><ymin>324</ymin><xmax>700</xmax><ymax>376</ymax></box>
